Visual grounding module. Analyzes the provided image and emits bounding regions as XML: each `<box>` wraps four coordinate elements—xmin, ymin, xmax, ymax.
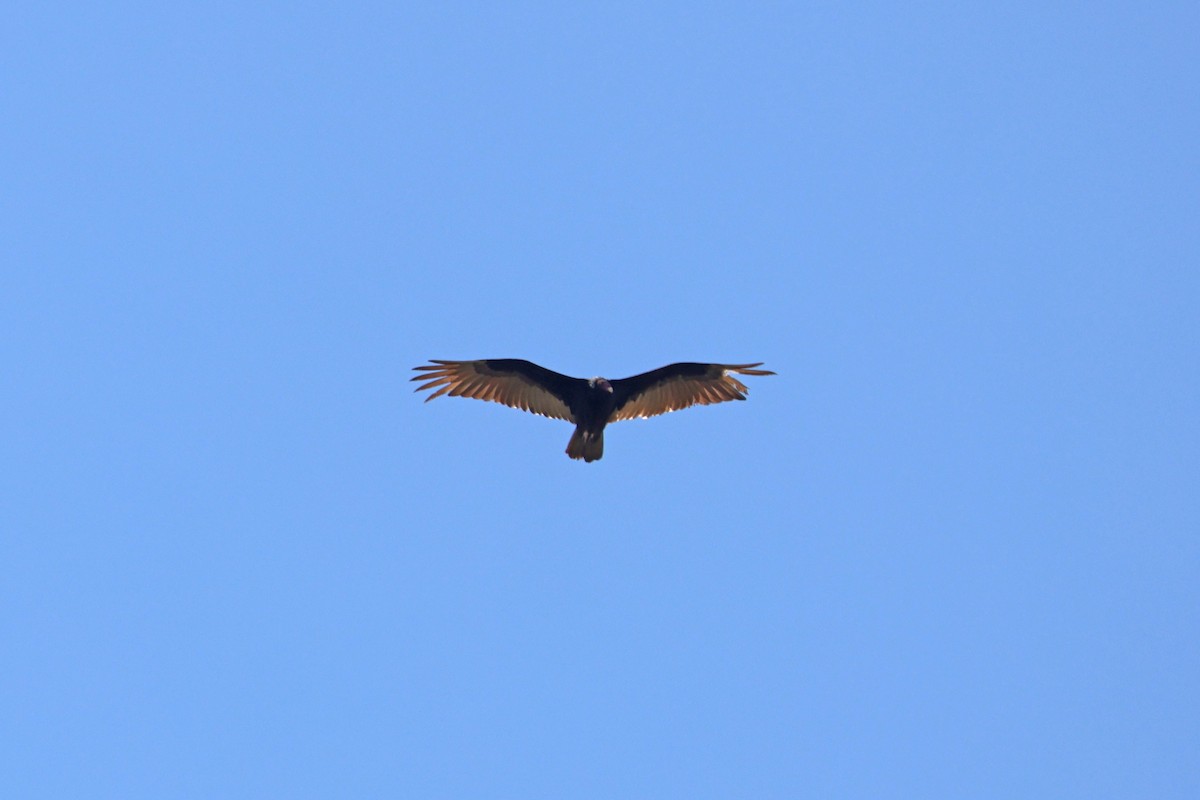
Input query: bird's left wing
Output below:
<box><xmin>412</xmin><ymin>359</ymin><xmax>581</xmax><ymax>421</ymax></box>
<box><xmin>609</xmin><ymin>362</ymin><xmax>775</xmax><ymax>422</ymax></box>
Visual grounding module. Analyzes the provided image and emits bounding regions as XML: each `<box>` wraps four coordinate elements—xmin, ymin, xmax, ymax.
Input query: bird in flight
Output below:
<box><xmin>412</xmin><ymin>359</ymin><xmax>774</xmax><ymax>462</ymax></box>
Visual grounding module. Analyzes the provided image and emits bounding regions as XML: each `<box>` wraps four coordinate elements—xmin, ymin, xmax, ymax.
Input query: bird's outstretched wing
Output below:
<box><xmin>411</xmin><ymin>359</ymin><xmax>583</xmax><ymax>422</ymax></box>
<box><xmin>609</xmin><ymin>362</ymin><xmax>775</xmax><ymax>422</ymax></box>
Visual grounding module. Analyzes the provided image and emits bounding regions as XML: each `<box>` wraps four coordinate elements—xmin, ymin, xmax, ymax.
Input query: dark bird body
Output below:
<box><xmin>412</xmin><ymin>359</ymin><xmax>774</xmax><ymax>462</ymax></box>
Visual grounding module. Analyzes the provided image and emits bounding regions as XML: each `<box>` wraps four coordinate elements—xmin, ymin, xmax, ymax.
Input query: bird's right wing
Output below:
<box><xmin>609</xmin><ymin>362</ymin><xmax>775</xmax><ymax>422</ymax></box>
<box><xmin>412</xmin><ymin>359</ymin><xmax>582</xmax><ymax>422</ymax></box>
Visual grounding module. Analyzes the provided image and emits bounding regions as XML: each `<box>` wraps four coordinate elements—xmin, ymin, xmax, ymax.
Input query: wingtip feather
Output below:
<box><xmin>727</xmin><ymin>363</ymin><xmax>775</xmax><ymax>376</ymax></box>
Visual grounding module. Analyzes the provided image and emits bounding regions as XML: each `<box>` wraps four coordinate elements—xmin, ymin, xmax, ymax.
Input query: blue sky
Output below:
<box><xmin>3</xmin><ymin>3</ymin><xmax>1197</xmax><ymax>797</ymax></box>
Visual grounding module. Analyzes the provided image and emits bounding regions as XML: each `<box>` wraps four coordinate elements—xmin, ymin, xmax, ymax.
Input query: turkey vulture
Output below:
<box><xmin>412</xmin><ymin>359</ymin><xmax>774</xmax><ymax>462</ymax></box>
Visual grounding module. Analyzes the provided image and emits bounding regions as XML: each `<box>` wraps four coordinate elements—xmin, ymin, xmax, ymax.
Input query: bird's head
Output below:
<box><xmin>590</xmin><ymin>377</ymin><xmax>613</xmax><ymax>394</ymax></box>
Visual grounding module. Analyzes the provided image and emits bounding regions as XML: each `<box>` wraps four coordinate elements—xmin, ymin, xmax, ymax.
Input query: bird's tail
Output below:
<box><xmin>566</xmin><ymin>428</ymin><xmax>604</xmax><ymax>462</ymax></box>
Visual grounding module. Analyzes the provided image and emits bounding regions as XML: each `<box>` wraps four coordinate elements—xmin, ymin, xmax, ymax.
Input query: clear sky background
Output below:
<box><xmin>3</xmin><ymin>3</ymin><xmax>1197</xmax><ymax>798</ymax></box>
